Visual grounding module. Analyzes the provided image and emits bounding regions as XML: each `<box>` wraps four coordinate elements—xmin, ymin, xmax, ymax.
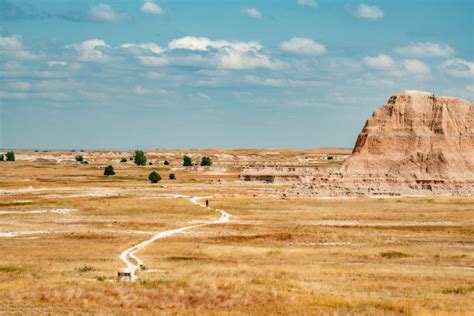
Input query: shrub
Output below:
<box><xmin>0</xmin><ymin>154</ymin><xmax>4</xmax><ymax>161</ymax></box>
<box><xmin>120</xmin><ymin>158</ymin><xmax>127</xmax><ymax>163</ymax></box>
<box><xmin>77</xmin><ymin>265</ymin><xmax>95</xmax><ymax>273</ymax></box>
<box><xmin>327</xmin><ymin>156</ymin><xmax>334</xmax><ymax>160</ymax></box>
<box><xmin>134</xmin><ymin>150</ymin><xmax>147</xmax><ymax>166</ymax></box>
<box><xmin>164</xmin><ymin>160</ymin><xmax>170</xmax><ymax>165</ymax></box>
<box><xmin>104</xmin><ymin>165</ymin><xmax>115</xmax><ymax>176</ymax></box>
<box><xmin>83</xmin><ymin>161</ymin><xmax>89</xmax><ymax>164</ymax></box>
<box><xmin>200</xmin><ymin>156</ymin><xmax>212</xmax><ymax>166</ymax></box>
<box><xmin>169</xmin><ymin>173</ymin><xmax>176</xmax><ymax>180</ymax></box>
<box><xmin>380</xmin><ymin>251</ymin><xmax>409</xmax><ymax>259</ymax></box>
<box><xmin>148</xmin><ymin>171</ymin><xmax>161</xmax><ymax>183</ymax></box>
<box><xmin>183</xmin><ymin>155</ymin><xmax>192</xmax><ymax>166</ymax></box>
<box><xmin>6</xmin><ymin>151</ymin><xmax>15</xmax><ymax>161</ymax></box>
<box><xmin>75</xmin><ymin>155</ymin><xmax>84</xmax><ymax>163</ymax></box>
<box><xmin>149</xmin><ymin>162</ymin><xmax>153</xmax><ymax>165</ymax></box>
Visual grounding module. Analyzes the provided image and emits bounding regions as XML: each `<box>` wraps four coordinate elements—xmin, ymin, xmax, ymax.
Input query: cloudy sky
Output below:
<box><xmin>0</xmin><ymin>0</ymin><xmax>472</xmax><ymax>149</ymax></box>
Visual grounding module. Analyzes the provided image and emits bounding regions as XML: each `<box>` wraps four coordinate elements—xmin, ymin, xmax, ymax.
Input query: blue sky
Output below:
<box><xmin>0</xmin><ymin>0</ymin><xmax>472</xmax><ymax>149</ymax></box>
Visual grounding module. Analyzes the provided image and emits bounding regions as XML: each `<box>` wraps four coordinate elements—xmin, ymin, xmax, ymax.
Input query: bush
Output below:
<box><xmin>327</xmin><ymin>156</ymin><xmax>334</xmax><ymax>160</ymax></box>
<box><xmin>77</xmin><ymin>265</ymin><xmax>95</xmax><ymax>273</ymax></box>
<box><xmin>83</xmin><ymin>161</ymin><xmax>89</xmax><ymax>164</ymax></box>
<box><xmin>104</xmin><ymin>165</ymin><xmax>115</xmax><ymax>176</ymax></box>
<box><xmin>169</xmin><ymin>173</ymin><xmax>176</xmax><ymax>180</ymax></box>
<box><xmin>0</xmin><ymin>154</ymin><xmax>4</xmax><ymax>161</ymax></box>
<box><xmin>164</xmin><ymin>160</ymin><xmax>169</xmax><ymax>165</ymax></box>
<box><xmin>120</xmin><ymin>158</ymin><xmax>127</xmax><ymax>163</ymax></box>
<box><xmin>134</xmin><ymin>150</ymin><xmax>147</xmax><ymax>166</ymax></box>
<box><xmin>75</xmin><ymin>155</ymin><xmax>84</xmax><ymax>163</ymax></box>
<box><xmin>148</xmin><ymin>171</ymin><xmax>161</xmax><ymax>183</ymax></box>
<box><xmin>380</xmin><ymin>251</ymin><xmax>409</xmax><ymax>259</ymax></box>
<box><xmin>200</xmin><ymin>156</ymin><xmax>212</xmax><ymax>166</ymax></box>
<box><xmin>183</xmin><ymin>155</ymin><xmax>192</xmax><ymax>166</ymax></box>
<box><xmin>6</xmin><ymin>151</ymin><xmax>15</xmax><ymax>161</ymax></box>
<box><xmin>149</xmin><ymin>162</ymin><xmax>153</xmax><ymax>165</ymax></box>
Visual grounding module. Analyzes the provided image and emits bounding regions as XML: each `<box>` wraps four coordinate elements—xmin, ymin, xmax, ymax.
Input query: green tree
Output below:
<box><xmin>169</xmin><ymin>173</ymin><xmax>176</xmax><ymax>180</ymax></box>
<box><xmin>164</xmin><ymin>160</ymin><xmax>170</xmax><ymax>165</ymax></box>
<box><xmin>75</xmin><ymin>155</ymin><xmax>84</xmax><ymax>163</ymax></box>
<box><xmin>134</xmin><ymin>150</ymin><xmax>147</xmax><ymax>166</ymax></box>
<box><xmin>200</xmin><ymin>156</ymin><xmax>212</xmax><ymax>166</ymax></box>
<box><xmin>148</xmin><ymin>171</ymin><xmax>161</xmax><ymax>183</ymax></box>
<box><xmin>104</xmin><ymin>165</ymin><xmax>115</xmax><ymax>176</ymax></box>
<box><xmin>120</xmin><ymin>158</ymin><xmax>127</xmax><ymax>163</ymax></box>
<box><xmin>6</xmin><ymin>151</ymin><xmax>15</xmax><ymax>161</ymax></box>
<box><xmin>0</xmin><ymin>154</ymin><xmax>4</xmax><ymax>161</ymax></box>
<box><xmin>183</xmin><ymin>155</ymin><xmax>192</xmax><ymax>166</ymax></box>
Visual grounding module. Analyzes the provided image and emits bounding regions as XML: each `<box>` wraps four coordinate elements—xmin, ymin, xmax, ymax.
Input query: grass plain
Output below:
<box><xmin>0</xmin><ymin>150</ymin><xmax>473</xmax><ymax>315</ymax></box>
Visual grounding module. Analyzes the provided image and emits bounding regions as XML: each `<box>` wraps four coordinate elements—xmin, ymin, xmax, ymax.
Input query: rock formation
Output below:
<box><xmin>341</xmin><ymin>90</ymin><xmax>474</xmax><ymax>181</ymax></box>
<box><xmin>325</xmin><ymin>90</ymin><xmax>474</xmax><ymax>195</ymax></box>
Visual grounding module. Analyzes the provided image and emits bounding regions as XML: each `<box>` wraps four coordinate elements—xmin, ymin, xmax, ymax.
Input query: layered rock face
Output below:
<box><xmin>341</xmin><ymin>90</ymin><xmax>474</xmax><ymax>181</ymax></box>
<box><xmin>247</xmin><ymin>90</ymin><xmax>473</xmax><ymax>197</ymax></box>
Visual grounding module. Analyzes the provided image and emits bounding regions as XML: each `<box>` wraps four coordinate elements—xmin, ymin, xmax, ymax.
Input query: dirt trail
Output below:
<box><xmin>119</xmin><ymin>194</ymin><xmax>230</xmax><ymax>281</ymax></box>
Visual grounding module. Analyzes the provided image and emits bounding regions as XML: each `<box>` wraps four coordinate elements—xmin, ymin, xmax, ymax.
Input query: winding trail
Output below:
<box><xmin>119</xmin><ymin>194</ymin><xmax>230</xmax><ymax>281</ymax></box>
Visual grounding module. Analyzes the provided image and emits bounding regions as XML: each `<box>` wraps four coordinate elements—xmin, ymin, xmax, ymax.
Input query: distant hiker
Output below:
<box><xmin>206</xmin><ymin>199</ymin><xmax>209</xmax><ymax>207</ymax></box>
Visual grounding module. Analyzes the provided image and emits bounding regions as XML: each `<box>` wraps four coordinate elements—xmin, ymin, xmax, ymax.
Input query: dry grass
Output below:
<box><xmin>0</xmin><ymin>150</ymin><xmax>473</xmax><ymax>314</ymax></box>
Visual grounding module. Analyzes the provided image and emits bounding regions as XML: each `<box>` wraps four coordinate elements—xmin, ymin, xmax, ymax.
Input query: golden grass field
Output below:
<box><xmin>0</xmin><ymin>150</ymin><xmax>473</xmax><ymax>315</ymax></box>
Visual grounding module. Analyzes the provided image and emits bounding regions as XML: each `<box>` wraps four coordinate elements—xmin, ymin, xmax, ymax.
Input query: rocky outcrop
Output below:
<box><xmin>340</xmin><ymin>90</ymin><xmax>474</xmax><ymax>181</ymax></box>
<box><xmin>312</xmin><ymin>90</ymin><xmax>474</xmax><ymax>196</ymax></box>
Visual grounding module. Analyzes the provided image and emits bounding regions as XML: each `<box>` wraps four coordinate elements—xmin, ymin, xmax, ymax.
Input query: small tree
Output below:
<box><xmin>149</xmin><ymin>162</ymin><xmax>153</xmax><ymax>165</ymax></box>
<box><xmin>75</xmin><ymin>155</ymin><xmax>84</xmax><ymax>163</ymax></box>
<box><xmin>120</xmin><ymin>158</ymin><xmax>127</xmax><ymax>163</ymax></box>
<box><xmin>169</xmin><ymin>173</ymin><xmax>176</xmax><ymax>180</ymax></box>
<box><xmin>104</xmin><ymin>165</ymin><xmax>115</xmax><ymax>176</ymax></box>
<box><xmin>134</xmin><ymin>150</ymin><xmax>147</xmax><ymax>166</ymax></box>
<box><xmin>164</xmin><ymin>160</ymin><xmax>170</xmax><ymax>165</ymax></box>
<box><xmin>148</xmin><ymin>171</ymin><xmax>161</xmax><ymax>183</ymax></box>
<box><xmin>200</xmin><ymin>156</ymin><xmax>212</xmax><ymax>166</ymax></box>
<box><xmin>6</xmin><ymin>151</ymin><xmax>15</xmax><ymax>162</ymax></box>
<box><xmin>183</xmin><ymin>155</ymin><xmax>192</xmax><ymax>166</ymax></box>
<box><xmin>0</xmin><ymin>154</ymin><xmax>4</xmax><ymax>161</ymax></box>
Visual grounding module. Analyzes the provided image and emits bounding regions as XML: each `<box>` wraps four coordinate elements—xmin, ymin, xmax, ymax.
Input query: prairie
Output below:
<box><xmin>0</xmin><ymin>150</ymin><xmax>473</xmax><ymax>315</ymax></box>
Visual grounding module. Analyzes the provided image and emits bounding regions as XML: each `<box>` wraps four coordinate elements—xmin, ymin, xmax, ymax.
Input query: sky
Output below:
<box><xmin>0</xmin><ymin>0</ymin><xmax>473</xmax><ymax>150</ymax></box>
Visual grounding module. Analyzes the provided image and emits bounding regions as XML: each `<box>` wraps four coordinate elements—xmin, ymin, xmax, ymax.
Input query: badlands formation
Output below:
<box><xmin>322</xmin><ymin>90</ymin><xmax>474</xmax><ymax>196</ymax></box>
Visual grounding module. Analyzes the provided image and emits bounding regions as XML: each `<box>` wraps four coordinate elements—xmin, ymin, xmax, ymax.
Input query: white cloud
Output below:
<box><xmin>196</xmin><ymin>92</ymin><xmax>211</xmax><ymax>100</ymax></box>
<box><xmin>0</xmin><ymin>91</ymin><xmax>69</xmax><ymax>100</ymax></box>
<box><xmin>47</xmin><ymin>61</ymin><xmax>68</xmax><ymax>67</ymax></box>
<box><xmin>280</xmin><ymin>37</ymin><xmax>326</xmax><ymax>55</ymax></box>
<box><xmin>168</xmin><ymin>36</ymin><xmax>262</xmax><ymax>52</ymax></box>
<box><xmin>297</xmin><ymin>0</ymin><xmax>318</xmax><ymax>9</ymax></box>
<box><xmin>141</xmin><ymin>1</ymin><xmax>165</xmax><ymax>15</ymax></box>
<box><xmin>363</xmin><ymin>54</ymin><xmax>394</xmax><ymax>70</ymax></box>
<box><xmin>168</xmin><ymin>36</ymin><xmax>279</xmax><ymax>70</ymax></box>
<box><xmin>403</xmin><ymin>59</ymin><xmax>430</xmax><ymax>75</ymax></box>
<box><xmin>133</xmin><ymin>85</ymin><xmax>168</xmax><ymax>95</ymax></box>
<box><xmin>440</xmin><ymin>59</ymin><xmax>474</xmax><ymax>78</ymax></box>
<box><xmin>0</xmin><ymin>35</ymin><xmax>22</xmax><ymax>50</ymax></box>
<box><xmin>137</xmin><ymin>55</ymin><xmax>169</xmax><ymax>66</ymax></box>
<box><xmin>354</xmin><ymin>4</ymin><xmax>384</xmax><ymax>20</ymax></box>
<box><xmin>120</xmin><ymin>42</ymin><xmax>164</xmax><ymax>54</ymax></box>
<box><xmin>7</xmin><ymin>80</ymin><xmax>80</xmax><ymax>91</ymax></box>
<box><xmin>67</xmin><ymin>39</ymin><xmax>109</xmax><ymax>62</ymax></box>
<box><xmin>88</xmin><ymin>4</ymin><xmax>130</xmax><ymax>23</ymax></box>
<box><xmin>243</xmin><ymin>75</ymin><xmax>324</xmax><ymax>87</ymax></box>
<box><xmin>394</xmin><ymin>42</ymin><xmax>454</xmax><ymax>57</ymax></box>
<box><xmin>240</xmin><ymin>8</ymin><xmax>262</xmax><ymax>19</ymax></box>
